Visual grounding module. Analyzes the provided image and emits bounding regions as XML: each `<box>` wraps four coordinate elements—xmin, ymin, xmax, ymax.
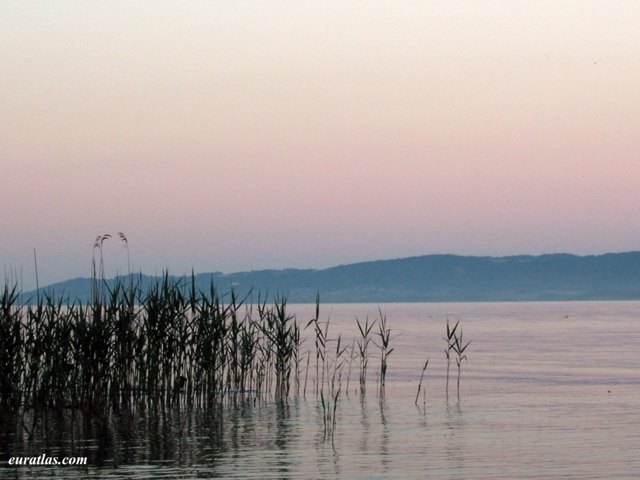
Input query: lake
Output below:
<box><xmin>2</xmin><ymin>301</ymin><xmax>640</xmax><ymax>478</ymax></box>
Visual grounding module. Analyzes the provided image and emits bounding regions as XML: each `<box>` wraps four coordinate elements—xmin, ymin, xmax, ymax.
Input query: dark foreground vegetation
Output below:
<box><xmin>1</xmin><ymin>276</ymin><xmax>308</xmax><ymax>412</ymax></box>
<box><xmin>1</xmin><ymin>273</ymin><xmax>470</xmax><ymax>441</ymax></box>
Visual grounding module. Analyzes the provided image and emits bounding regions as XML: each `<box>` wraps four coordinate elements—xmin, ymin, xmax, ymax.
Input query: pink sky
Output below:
<box><xmin>2</xmin><ymin>1</ymin><xmax>640</xmax><ymax>289</ymax></box>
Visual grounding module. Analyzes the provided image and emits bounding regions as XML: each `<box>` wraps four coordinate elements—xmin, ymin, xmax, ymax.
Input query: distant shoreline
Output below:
<box><xmin>13</xmin><ymin>252</ymin><xmax>640</xmax><ymax>304</ymax></box>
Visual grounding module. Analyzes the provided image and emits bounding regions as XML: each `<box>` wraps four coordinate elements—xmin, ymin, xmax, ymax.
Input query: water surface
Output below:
<box><xmin>2</xmin><ymin>301</ymin><xmax>639</xmax><ymax>478</ymax></box>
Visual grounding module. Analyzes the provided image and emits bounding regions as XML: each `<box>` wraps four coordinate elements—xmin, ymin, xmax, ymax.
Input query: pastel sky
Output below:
<box><xmin>2</xmin><ymin>1</ymin><xmax>640</xmax><ymax>289</ymax></box>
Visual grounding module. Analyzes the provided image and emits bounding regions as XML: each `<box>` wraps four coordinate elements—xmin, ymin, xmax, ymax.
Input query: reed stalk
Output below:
<box><xmin>306</xmin><ymin>295</ymin><xmax>328</xmax><ymax>397</ymax></box>
<box><xmin>355</xmin><ymin>316</ymin><xmax>375</xmax><ymax>396</ymax></box>
<box><xmin>0</xmin><ymin>285</ymin><xmax>23</xmax><ymax>408</ymax></box>
<box><xmin>1</xmin><ymin>274</ymin><xmax>319</xmax><ymax>412</ymax></box>
<box><xmin>452</xmin><ymin>328</ymin><xmax>471</xmax><ymax>401</ymax></box>
<box><xmin>415</xmin><ymin>358</ymin><xmax>429</xmax><ymax>407</ymax></box>
<box><xmin>444</xmin><ymin>318</ymin><xmax>459</xmax><ymax>401</ymax></box>
<box><xmin>374</xmin><ymin>309</ymin><xmax>393</xmax><ymax>398</ymax></box>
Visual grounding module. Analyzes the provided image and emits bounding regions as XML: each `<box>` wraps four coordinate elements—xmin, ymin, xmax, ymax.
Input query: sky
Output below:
<box><xmin>2</xmin><ymin>1</ymin><xmax>640</xmax><ymax>289</ymax></box>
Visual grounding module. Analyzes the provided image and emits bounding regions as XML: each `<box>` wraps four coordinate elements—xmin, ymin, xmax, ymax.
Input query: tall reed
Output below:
<box><xmin>0</xmin><ymin>285</ymin><xmax>23</xmax><ymax>408</ymax></box>
<box><xmin>415</xmin><ymin>358</ymin><xmax>429</xmax><ymax>407</ymax></box>
<box><xmin>303</xmin><ymin>297</ymin><xmax>350</xmax><ymax>437</ymax></box>
<box><xmin>452</xmin><ymin>327</ymin><xmax>471</xmax><ymax>401</ymax></box>
<box><xmin>319</xmin><ymin>332</ymin><xmax>348</xmax><ymax>437</ymax></box>
<box><xmin>444</xmin><ymin>318</ymin><xmax>459</xmax><ymax>401</ymax></box>
<box><xmin>355</xmin><ymin>316</ymin><xmax>375</xmax><ymax>396</ymax></box>
<box><xmin>306</xmin><ymin>296</ymin><xmax>328</xmax><ymax>397</ymax></box>
<box><xmin>1</xmin><ymin>275</ymin><xmax>312</xmax><ymax>413</ymax></box>
<box><xmin>375</xmin><ymin>308</ymin><xmax>393</xmax><ymax>398</ymax></box>
<box><xmin>260</xmin><ymin>296</ymin><xmax>298</xmax><ymax>401</ymax></box>
<box><xmin>2</xmin><ymin>255</ymin><xmax>478</xmax><ymax>438</ymax></box>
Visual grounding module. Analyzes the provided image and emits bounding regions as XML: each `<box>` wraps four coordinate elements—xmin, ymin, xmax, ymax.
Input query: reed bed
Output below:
<box><xmin>0</xmin><ymin>276</ymin><xmax>307</xmax><ymax>412</ymax></box>
<box><xmin>1</xmin><ymin>273</ymin><xmax>471</xmax><ymax>440</ymax></box>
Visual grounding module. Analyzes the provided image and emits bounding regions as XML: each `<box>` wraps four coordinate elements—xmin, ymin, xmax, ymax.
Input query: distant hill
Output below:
<box><xmin>18</xmin><ymin>252</ymin><xmax>640</xmax><ymax>303</ymax></box>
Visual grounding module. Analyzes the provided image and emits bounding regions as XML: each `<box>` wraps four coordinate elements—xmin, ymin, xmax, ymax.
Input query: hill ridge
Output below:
<box><xmin>17</xmin><ymin>252</ymin><xmax>640</xmax><ymax>303</ymax></box>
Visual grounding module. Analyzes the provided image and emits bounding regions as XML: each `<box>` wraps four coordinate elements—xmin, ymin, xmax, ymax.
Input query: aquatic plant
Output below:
<box><xmin>319</xmin><ymin>332</ymin><xmax>348</xmax><ymax>437</ymax></box>
<box><xmin>260</xmin><ymin>296</ymin><xmax>298</xmax><ymax>401</ymax></box>
<box><xmin>91</xmin><ymin>234</ymin><xmax>111</xmax><ymax>304</ymax></box>
<box><xmin>0</xmin><ymin>285</ymin><xmax>23</xmax><ymax>408</ymax></box>
<box><xmin>444</xmin><ymin>318</ymin><xmax>459</xmax><ymax>401</ymax></box>
<box><xmin>415</xmin><ymin>358</ymin><xmax>429</xmax><ymax>407</ymax></box>
<box><xmin>355</xmin><ymin>315</ymin><xmax>375</xmax><ymax>396</ymax></box>
<box><xmin>117</xmin><ymin>232</ymin><xmax>133</xmax><ymax>292</ymax></box>
<box><xmin>2</xmin><ymin>237</ymin><xmax>484</xmax><ymax>443</ymax></box>
<box><xmin>0</xmin><ymin>273</ymin><xmax>320</xmax><ymax>415</ymax></box>
<box><xmin>452</xmin><ymin>327</ymin><xmax>471</xmax><ymax>401</ymax></box>
<box><xmin>374</xmin><ymin>308</ymin><xmax>393</xmax><ymax>398</ymax></box>
<box><xmin>303</xmin><ymin>298</ymin><xmax>350</xmax><ymax>436</ymax></box>
<box><xmin>306</xmin><ymin>296</ymin><xmax>328</xmax><ymax>397</ymax></box>
<box><xmin>345</xmin><ymin>337</ymin><xmax>356</xmax><ymax>396</ymax></box>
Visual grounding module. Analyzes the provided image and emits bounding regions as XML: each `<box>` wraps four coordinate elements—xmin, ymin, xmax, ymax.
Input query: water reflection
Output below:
<box><xmin>378</xmin><ymin>398</ymin><xmax>390</xmax><ymax>475</ymax></box>
<box><xmin>273</xmin><ymin>402</ymin><xmax>294</xmax><ymax>477</ymax></box>
<box><xmin>444</xmin><ymin>402</ymin><xmax>466</xmax><ymax>477</ymax></box>
<box><xmin>358</xmin><ymin>395</ymin><xmax>370</xmax><ymax>458</ymax></box>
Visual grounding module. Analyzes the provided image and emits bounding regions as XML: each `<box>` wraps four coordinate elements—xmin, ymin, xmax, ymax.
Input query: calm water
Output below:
<box><xmin>2</xmin><ymin>301</ymin><xmax>640</xmax><ymax>479</ymax></box>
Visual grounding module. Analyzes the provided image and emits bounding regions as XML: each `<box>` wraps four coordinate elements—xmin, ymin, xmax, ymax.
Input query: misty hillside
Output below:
<box><xmin>19</xmin><ymin>252</ymin><xmax>640</xmax><ymax>303</ymax></box>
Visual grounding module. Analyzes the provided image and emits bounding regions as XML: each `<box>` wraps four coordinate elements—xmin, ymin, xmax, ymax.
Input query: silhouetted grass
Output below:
<box><xmin>444</xmin><ymin>318</ymin><xmax>459</xmax><ymax>401</ymax></box>
<box><xmin>452</xmin><ymin>326</ymin><xmax>471</xmax><ymax>401</ymax></box>
<box><xmin>374</xmin><ymin>308</ymin><xmax>393</xmax><ymax>398</ymax></box>
<box><xmin>0</xmin><ymin>275</ymin><xmax>307</xmax><ymax>412</ymax></box>
<box><xmin>1</xmin><ymin>273</ymin><xmax>473</xmax><ymax>445</ymax></box>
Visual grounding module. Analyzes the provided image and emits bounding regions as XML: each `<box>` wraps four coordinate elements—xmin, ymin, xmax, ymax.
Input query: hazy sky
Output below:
<box><xmin>2</xmin><ymin>1</ymin><xmax>640</xmax><ymax>289</ymax></box>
